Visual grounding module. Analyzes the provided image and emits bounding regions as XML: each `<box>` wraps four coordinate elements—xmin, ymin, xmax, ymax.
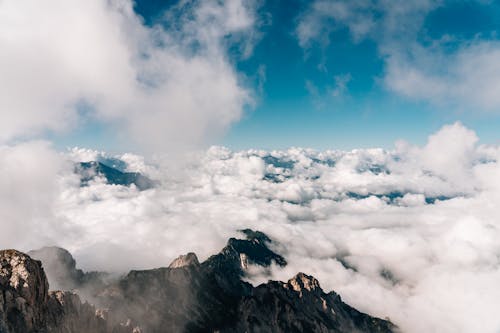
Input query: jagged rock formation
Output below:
<box><xmin>75</xmin><ymin>161</ymin><xmax>154</xmax><ymax>190</ymax></box>
<box><xmin>96</xmin><ymin>230</ymin><xmax>396</xmax><ymax>333</ymax></box>
<box><xmin>168</xmin><ymin>253</ymin><xmax>200</xmax><ymax>269</ymax></box>
<box><xmin>28</xmin><ymin>247</ymin><xmax>107</xmax><ymax>291</ymax></box>
<box><xmin>0</xmin><ymin>249</ymin><xmax>135</xmax><ymax>333</ymax></box>
<box><xmin>235</xmin><ymin>273</ymin><xmax>393</xmax><ymax>333</ymax></box>
<box><xmin>1</xmin><ymin>231</ymin><xmax>397</xmax><ymax>333</ymax></box>
<box><xmin>0</xmin><ymin>249</ymin><xmax>49</xmax><ymax>333</ymax></box>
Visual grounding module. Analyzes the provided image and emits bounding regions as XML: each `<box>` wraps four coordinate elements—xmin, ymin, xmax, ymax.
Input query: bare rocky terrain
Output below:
<box><xmin>1</xmin><ymin>230</ymin><xmax>397</xmax><ymax>333</ymax></box>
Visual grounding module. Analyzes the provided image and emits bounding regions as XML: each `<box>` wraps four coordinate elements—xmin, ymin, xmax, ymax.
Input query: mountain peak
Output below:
<box><xmin>225</xmin><ymin>229</ymin><xmax>287</xmax><ymax>268</ymax></box>
<box><xmin>0</xmin><ymin>249</ymin><xmax>134</xmax><ymax>333</ymax></box>
<box><xmin>1</xmin><ymin>232</ymin><xmax>397</xmax><ymax>332</ymax></box>
<box><xmin>75</xmin><ymin>161</ymin><xmax>154</xmax><ymax>190</ymax></box>
<box><xmin>287</xmin><ymin>272</ymin><xmax>321</xmax><ymax>293</ymax></box>
<box><xmin>168</xmin><ymin>252</ymin><xmax>200</xmax><ymax>268</ymax></box>
<box><xmin>239</xmin><ymin>229</ymin><xmax>271</xmax><ymax>244</ymax></box>
<box><xmin>0</xmin><ymin>249</ymin><xmax>47</xmax><ymax>293</ymax></box>
<box><xmin>28</xmin><ymin>246</ymin><xmax>107</xmax><ymax>291</ymax></box>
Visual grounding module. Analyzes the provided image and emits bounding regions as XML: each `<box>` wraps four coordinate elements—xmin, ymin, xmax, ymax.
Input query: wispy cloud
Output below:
<box><xmin>2</xmin><ymin>122</ymin><xmax>500</xmax><ymax>332</ymax></box>
<box><xmin>0</xmin><ymin>0</ymin><xmax>261</xmax><ymax>150</ymax></box>
<box><xmin>296</xmin><ymin>0</ymin><xmax>500</xmax><ymax>112</ymax></box>
<box><xmin>305</xmin><ymin>73</ymin><xmax>351</xmax><ymax>108</ymax></box>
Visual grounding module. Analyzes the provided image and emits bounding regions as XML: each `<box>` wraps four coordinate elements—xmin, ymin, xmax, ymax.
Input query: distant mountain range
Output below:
<box><xmin>0</xmin><ymin>230</ymin><xmax>397</xmax><ymax>333</ymax></box>
<box><xmin>75</xmin><ymin>161</ymin><xmax>154</xmax><ymax>190</ymax></box>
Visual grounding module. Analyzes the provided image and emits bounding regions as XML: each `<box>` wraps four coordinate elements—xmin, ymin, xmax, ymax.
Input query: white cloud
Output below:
<box><xmin>1</xmin><ymin>2</ymin><xmax>498</xmax><ymax>331</ymax></box>
<box><xmin>330</xmin><ymin>73</ymin><xmax>351</xmax><ymax>97</ymax></box>
<box><xmin>385</xmin><ymin>41</ymin><xmax>500</xmax><ymax>112</ymax></box>
<box><xmin>297</xmin><ymin>0</ymin><xmax>500</xmax><ymax>112</ymax></box>
<box><xmin>297</xmin><ymin>0</ymin><xmax>437</xmax><ymax>47</ymax></box>
<box><xmin>305</xmin><ymin>72</ymin><xmax>351</xmax><ymax>108</ymax></box>
<box><xmin>297</xmin><ymin>0</ymin><xmax>378</xmax><ymax>47</ymax></box>
<box><xmin>0</xmin><ymin>0</ymin><xmax>258</xmax><ymax>150</ymax></box>
<box><xmin>0</xmin><ymin>122</ymin><xmax>494</xmax><ymax>332</ymax></box>
<box><xmin>0</xmin><ymin>141</ymin><xmax>73</xmax><ymax>249</ymax></box>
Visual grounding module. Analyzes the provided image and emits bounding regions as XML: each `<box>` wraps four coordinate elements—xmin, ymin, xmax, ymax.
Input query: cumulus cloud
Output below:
<box><xmin>2</xmin><ymin>2</ymin><xmax>499</xmax><ymax>331</ymax></box>
<box><xmin>385</xmin><ymin>41</ymin><xmax>500</xmax><ymax>111</ymax></box>
<box><xmin>1</xmin><ymin>122</ymin><xmax>496</xmax><ymax>332</ymax></box>
<box><xmin>297</xmin><ymin>0</ymin><xmax>500</xmax><ymax>112</ymax></box>
<box><xmin>0</xmin><ymin>0</ymin><xmax>258</xmax><ymax>149</ymax></box>
<box><xmin>0</xmin><ymin>141</ymin><xmax>74</xmax><ymax>249</ymax></box>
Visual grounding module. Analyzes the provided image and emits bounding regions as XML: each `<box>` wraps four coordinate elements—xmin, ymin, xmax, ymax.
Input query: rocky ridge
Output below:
<box><xmin>28</xmin><ymin>247</ymin><xmax>107</xmax><ymax>291</ymax></box>
<box><xmin>0</xmin><ymin>231</ymin><xmax>397</xmax><ymax>333</ymax></box>
<box><xmin>168</xmin><ymin>253</ymin><xmax>199</xmax><ymax>269</ymax></box>
<box><xmin>0</xmin><ymin>249</ymin><xmax>136</xmax><ymax>333</ymax></box>
<box><xmin>75</xmin><ymin>161</ymin><xmax>154</xmax><ymax>190</ymax></box>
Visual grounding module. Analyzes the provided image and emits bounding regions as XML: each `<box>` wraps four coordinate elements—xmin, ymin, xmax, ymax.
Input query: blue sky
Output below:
<box><xmin>135</xmin><ymin>0</ymin><xmax>500</xmax><ymax>150</ymax></box>
<box><xmin>10</xmin><ymin>0</ymin><xmax>500</xmax><ymax>152</ymax></box>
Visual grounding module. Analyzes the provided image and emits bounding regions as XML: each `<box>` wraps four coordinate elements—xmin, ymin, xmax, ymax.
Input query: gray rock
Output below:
<box><xmin>0</xmin><ymin>249</ymin><xmax>135</xmax><ymax>333</ymax></box>
<box><xmin>28</xmin><ymin>246</ymin><xmax>107</xmax><ymax>292</ymax></box>
<box><xmin>1</xmin><ymin>230</ymin><xmax>398</xmax><ymax>333</ymax></box>
<box><xmin>96</xmin><ymin>230</ymin><xmax>397</xmax><ymax>333</ymax></box>
<box><xmin>168</xmin><ymin>253</ymin><xmax>199</xmax><ymax>269</ymax></box>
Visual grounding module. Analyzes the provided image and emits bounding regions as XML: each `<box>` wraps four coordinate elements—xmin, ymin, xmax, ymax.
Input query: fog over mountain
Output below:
<box><xmin>1</xmin><ymin>231</ymin><xmax>397</xmax><ymax>332</ymax></box>
<box><xmin>1</xmin><ymin>122</ymin><xmax>499</xmax><ymax>332</ymax></box>
<box><xmin>2</xmin><ymin>0</ymin><xmax>500</xmax><ymax>331</ymax></box>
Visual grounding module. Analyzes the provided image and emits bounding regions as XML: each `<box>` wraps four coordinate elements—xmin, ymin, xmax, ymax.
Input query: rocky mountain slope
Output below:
<box><xmin>0</xmin><ymin>249</ymin><xmax>136</xmax><ymax>333</ymax></box>
<box><xmin>28</xmin><ymin>247</ymin><xmax>107</xmax><ymax>292</ymax></box>
<box><xmin>0</xmin><ymin>230</ymin><xmax>397</xmax><ymax>333</ymax></box>
<box><xmin>75</xmin><ymin>161</ymin><xmax>154</xmax><ymax>190</ymax></box>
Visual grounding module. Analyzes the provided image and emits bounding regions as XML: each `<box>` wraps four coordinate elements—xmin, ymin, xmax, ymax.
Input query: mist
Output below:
<box><xmin>1</xmin><ymin>1</ymin><xmax>500</xmax><ymax>332</ymax></box>
<box><xmin>0</xmin><ymin>0</ymin><xmax>257</xmax><ymax>152</ymax></box>
<box><xmin>0</xmin><ymin>122</ymin><xmax>497</xmax><ymax>332</ymax></box>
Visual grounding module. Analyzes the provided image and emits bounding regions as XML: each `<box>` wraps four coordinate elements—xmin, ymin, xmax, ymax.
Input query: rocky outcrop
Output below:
<box><xmin>168</xmin><ymin>253</ymin><xmax>199</xmax><ymax>269</ymax></box>
<box><xmin>287</xmin><ymin>272</ymin><xmax>321</xmax><ymax>294</ymax></box>
<box><xmin>96</xmin><ymin>230</ymin><xmax>396</xmax><ymax>333</ymax></box>
<box><xmin>0</xmin><ymin>249</ymin><xmax>49</xmax><ymax>333</ymax></box>
<box><xmin>0</xmin><ymin>249</ymin><xmax>134</xmax><ymax>333</ymax></box>
<box><xmin>1</xmin><ymin>230</ymin><xmax>397</xmax><ymax>333</ymax></box>
<box><xmin>28</xmin><ymin>247</ymin><xmax>107</xmax><ymax>291</ymax></box>
<box><xmin>234</xmin><ymin>272</ymin><xmax>394</xmax><ymax>333</ymax></box>
<box><xmin>75</xmin><ymin>162</ymin><xmax>154</xmax><ymax>190</ymax></box>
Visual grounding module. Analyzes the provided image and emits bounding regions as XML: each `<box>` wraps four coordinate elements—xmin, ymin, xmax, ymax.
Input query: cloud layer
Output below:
<box><xmin>1</xmin><ymin>123</ymin><xmax>498</xmax><ymax>332</ymax></box>
<box><xmin>1</xmin><ymin>3</ymin><xmax>499</xmax><ymax>331</ymax></box>
<box><xmin>0</xmin><ymin>0</ymin><xmax>257</xmax><ymax>149</ymax></box>
<box><xmin>297</xmin><ymin>0</ymin><xmax>500</xmax><ymax>112</ymax></box>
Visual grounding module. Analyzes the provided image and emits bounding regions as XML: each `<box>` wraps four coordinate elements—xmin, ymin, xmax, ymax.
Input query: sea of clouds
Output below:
<box><xmin>1</xmin><ymin>122</ymin><xmax>499</xmax><ymax>332</ymax></box>
<box><xmin>2</xmin><ymin>1</ymin><xmax>499</xmax><ymax>332</ymax></box>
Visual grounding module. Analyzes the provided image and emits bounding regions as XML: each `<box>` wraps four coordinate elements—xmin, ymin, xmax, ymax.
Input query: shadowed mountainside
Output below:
<box><xmin>0</xmin><ymin>249</ymin><xmax>136</xmax><ymax>333</ymax></box>
<box><xmin>1</xmin><ymin>230</ymin><xmax>397</xmax><ymax>333</ymax></box>
<box><xmin>75</xmin><ymin>161</ymin><xmax>154</xmax><ymax>190</ymax></box>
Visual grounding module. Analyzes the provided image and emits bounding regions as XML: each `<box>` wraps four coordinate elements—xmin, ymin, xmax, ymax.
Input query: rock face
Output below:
<box><xmin>75</xmin><ymin>161</ymin><xmax>154</xmax><ymax>190</ymax></box>
<box><xmin>0</xmin><ymin>249</ymin><xmax>49</xmax><ymax>333</ymax></box>
<box><xmin>0</xmin><ymin>249</ymin><xmax>134</xmax><ymax>333</ymax></box>
<box><xmin>235</xmin><ymin>273</ymin><xmax>393</xmax><ymax>333</ymax></box>
<box><xmin>28</xmin><ymin>247</ymin><xmax>107</xmax><ymax>291</ymax></box>
<box><xmin>168</xmin><ymin>253</ymin><xmax>199</xmax><ymax>269</ymax></box>
<box><xmin>97</xmin><ymin>230</ymin><xmax>396</xmax><ymax>333</ymax></box>
<box><xmin>1</xmin><ymin>231</ymin><xmax>397</xmax><ymax>333</ymax></box>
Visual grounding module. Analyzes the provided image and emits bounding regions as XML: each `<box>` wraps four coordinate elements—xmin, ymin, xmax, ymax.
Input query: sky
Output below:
<box><xmin>1</xmin><ymin>0</ymin><xmax>500</xmax><ymax>152</ymax></box>
<box><xmin>50</xmin><ymin>0</ymin><xmax>500</xmax><ymax>149</ymax></box>
<box><xmin>225</xmin><ymin>0</ymin><xmax>500</xmax><ymax>150</ymax></box>
<box><xmin>3</xmin><ymin>2</ymin><xmax>500</xmax><ymax>332</ymax></box>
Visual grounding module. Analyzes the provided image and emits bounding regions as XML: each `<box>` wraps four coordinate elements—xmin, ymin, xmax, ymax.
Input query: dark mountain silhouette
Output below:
<box><xmin>1</xmin><ymin>231</ymin><xmax>397</xmax><ymax>333</ymax></box>
<box><xmin>75</xmin><ymin>161</ymin><xmax>154</xmax><ymax>190</ymax></box>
